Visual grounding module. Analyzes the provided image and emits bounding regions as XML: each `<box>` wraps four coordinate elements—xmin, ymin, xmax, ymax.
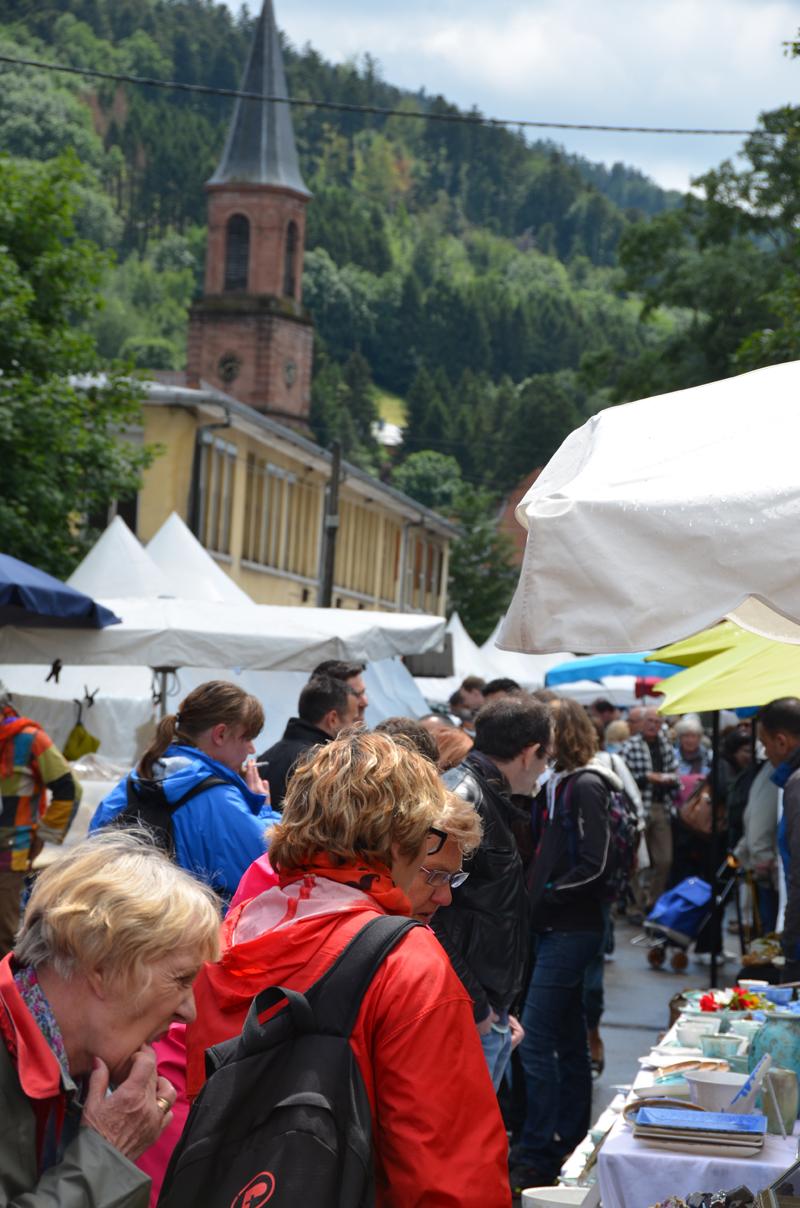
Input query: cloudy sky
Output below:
<box><xmin>231</xmin><ymin>0</ymin><xmax>800</xmax><ymax>192</ymax></box>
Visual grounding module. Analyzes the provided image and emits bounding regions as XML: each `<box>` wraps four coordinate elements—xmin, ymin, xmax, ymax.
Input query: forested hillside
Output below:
<box><xmin>0</xmin><ymin>0</ymin><xmax>687</xmax><ymax>490</ymax></box>
<box><xmin>3</xmin><ymin>0</ymin><xmax>798</xmax><ymax>633</ymax></box>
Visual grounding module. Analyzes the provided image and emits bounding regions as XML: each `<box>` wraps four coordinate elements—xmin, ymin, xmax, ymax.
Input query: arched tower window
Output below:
<box><xmin>283</xmin><ymin>221</ymin><xmax>298</xmax><ymax>297</ymax></box>
<box><xmin>224</xmin><ymin>213</ymin><xmax>250</xmax><ymax>292</ymax></box>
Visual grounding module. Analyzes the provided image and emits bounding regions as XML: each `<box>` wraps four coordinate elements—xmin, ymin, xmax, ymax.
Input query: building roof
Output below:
<box><xmin>207</xmin><ymin>0</ymin><xmax>310</xmax><ymax>196</ymax></box>
<box><xmin>143</xmin><ymin>375</ymin><xmax>459</xmax><ymax>539</ymax></box>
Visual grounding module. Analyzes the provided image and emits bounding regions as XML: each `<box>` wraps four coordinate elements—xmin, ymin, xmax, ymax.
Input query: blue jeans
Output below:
<box><xmin>481</xmin><ymin>1015</ymin><xmax>513</xmax><ymax>1091</ymax></box>
<box><xmin>517</xmin><ymin>930</ymin><xmax>604</xmax><ymax>1179</ymax></box>
<box><xmin>583</xmin><ymin>903</ymin><xmax>612</xmax><ymax>1031</ymax></box>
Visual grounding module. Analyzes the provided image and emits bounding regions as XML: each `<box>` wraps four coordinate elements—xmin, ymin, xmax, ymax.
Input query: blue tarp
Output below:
<box><xmin>545</xmin><ymin>651</ymin><xmax>683</xmax><ymax>687</ymax></box>
<box><xmin>0</xmin><ymin>554</ymin><xmax>120</xmax><ymax>628</ymax></box>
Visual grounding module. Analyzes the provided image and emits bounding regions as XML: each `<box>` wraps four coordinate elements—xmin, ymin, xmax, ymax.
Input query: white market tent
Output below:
<box><xmin>480</xmin><ymin>617</ymin><xmax>571</xmax><ymax>687</ymax></box>
<box><xmin>66</xmin><ymin>515</ymin><xmax>174</xmax><ymax>599</ymax></box>
<box><xmin>414</xmin><ymin>613</ymin><xmax>502</xmax><ymax>705</ymax></box>
<box><xmin>0</xmin><ymin>516</ymin><xmax>437</xmax><ymax>760</ymax></box>
<box><xmin>497</xmin><ymin>360</ymin><xmax>800</xmax><ymax>656</ymax></box>
<box><xmin>146</xmin><ymin>513</ymin><xmax>252</xmax><ymax>604</ymax></box>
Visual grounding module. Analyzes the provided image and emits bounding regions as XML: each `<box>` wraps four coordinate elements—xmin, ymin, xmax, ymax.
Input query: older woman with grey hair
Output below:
<box><xmin>0</xmin><ymin>830</ymin><xmax>220</xmax><ymax>1207</ymax></box>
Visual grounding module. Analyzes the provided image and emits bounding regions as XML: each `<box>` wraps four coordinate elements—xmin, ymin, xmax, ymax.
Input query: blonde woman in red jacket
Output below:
<box><xmin>186</xmin><ymin>730</ymin><xmax>511</xmax><ymax>1208</ymax></box>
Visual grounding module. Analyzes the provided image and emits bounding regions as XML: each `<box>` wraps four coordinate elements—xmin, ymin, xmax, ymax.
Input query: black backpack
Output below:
<box><xmin>113</xmin><ymin>773</ymin><xmax>226</xmax><ymax>855</ymax></box>
<box><xmin>158</xmin><ymin>914</ymin><xmax>420</xmax><ymax>1208</ymax></box>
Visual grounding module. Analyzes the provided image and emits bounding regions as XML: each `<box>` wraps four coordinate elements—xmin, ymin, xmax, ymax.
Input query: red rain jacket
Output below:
<box><xmin>186</xmin><ymin>876</ymin><xmax>510</xmax><ymax>1208</ymax></box>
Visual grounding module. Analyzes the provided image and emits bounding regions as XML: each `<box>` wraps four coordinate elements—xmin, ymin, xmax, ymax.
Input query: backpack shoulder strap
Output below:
<box><xmin>172</xmin><ymin>774</ymin><xmax>228</xmax><ymax>808</ymax></box>
<box><xmin>125</xmin><ymin>772</ymin><xmax>227</xmax><ymax>813</ymax></box>
<box><xmin>242</xmin><ymin>915</ymin><xmax>420</xmax><ymax>1052</ymax></box>
<box><xmin>308</xmin><ymin>914</ymin><xmax>420</xmax><ymax>1037</ymax></box>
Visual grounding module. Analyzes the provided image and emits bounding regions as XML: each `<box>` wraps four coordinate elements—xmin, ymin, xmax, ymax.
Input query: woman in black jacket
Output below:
<box><xmin>510</xmin><ymin>698</ymin><xmax>617</xmax><ymax>1195</ymax></box>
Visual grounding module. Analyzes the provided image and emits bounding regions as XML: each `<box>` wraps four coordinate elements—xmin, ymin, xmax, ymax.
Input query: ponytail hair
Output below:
<box><xmin>137</xmin><ymin>680</ymin><xmax>265</xmax><ymax>778</ymax></box>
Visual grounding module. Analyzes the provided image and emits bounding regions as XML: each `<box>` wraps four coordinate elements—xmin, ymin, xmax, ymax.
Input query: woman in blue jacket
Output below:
<box><xmin>91</xmin><ymin>680</ymin><xmax>279</xmax><ymax>902</ymax></box>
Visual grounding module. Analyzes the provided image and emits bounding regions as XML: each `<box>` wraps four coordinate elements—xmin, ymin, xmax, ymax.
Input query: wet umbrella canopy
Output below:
<box><xmin>0</xmin><ymin>554</ymin><xmax>120</xmax><ymax>629</ymax></box>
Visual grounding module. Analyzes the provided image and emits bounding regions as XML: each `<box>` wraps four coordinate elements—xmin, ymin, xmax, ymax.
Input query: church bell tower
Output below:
<box><xmin>187</xmin><ymin>0</ymin><xmax>313</xmax><ymax>422</ymax></box>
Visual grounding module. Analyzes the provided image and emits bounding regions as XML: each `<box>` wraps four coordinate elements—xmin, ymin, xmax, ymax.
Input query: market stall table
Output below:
<box><xmin>598</xmin><ymin>1112</ymin><xmax>799</xmax><ymax>1208</ymax></box>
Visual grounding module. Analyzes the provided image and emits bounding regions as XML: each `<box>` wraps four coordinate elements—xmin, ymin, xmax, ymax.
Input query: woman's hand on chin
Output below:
<box><xmin>81</xmin><ymin>1044</ymin><xmax>177</xmax><ymax>1160</ymax></box>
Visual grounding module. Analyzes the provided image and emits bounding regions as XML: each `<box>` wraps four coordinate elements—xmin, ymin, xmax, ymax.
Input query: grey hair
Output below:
<box><xmin>15</xmin><ymin>830</ymin><xmax>220</xmax><ymax>989</ymax></box>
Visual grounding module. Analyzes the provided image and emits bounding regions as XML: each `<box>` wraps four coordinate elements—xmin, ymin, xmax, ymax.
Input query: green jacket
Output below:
<box><xmin>0</xmin><ymin>1039</ymin><xmax>150</xmax><ymax>1208</ymax></box>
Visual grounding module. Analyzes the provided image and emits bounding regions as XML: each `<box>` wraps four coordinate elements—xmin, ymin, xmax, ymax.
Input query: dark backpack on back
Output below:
<box><xmin>561</xmin><ymin>769</ymin><xmax>640</xmax><ymax>905</ymax></box>
<box><xmin>113</xmin><ymin>773</ymin><xmax>226</xmax><ymax>855</ymax></box>
<box><xmin>604</xmin><ymin>784</ymin><xmax>640</xmax><ymax>905</ymax></box>
<box><xmin>158</xmin><ymin>914</ymin><xmax>420</xmax><ymax>1208</ymax></box>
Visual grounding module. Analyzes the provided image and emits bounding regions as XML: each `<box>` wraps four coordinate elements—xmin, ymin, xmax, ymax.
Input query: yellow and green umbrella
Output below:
<box><xmin>647</xmin><ymin>621</ymin><xmax>744</xmax><ymax>669</ymax></box>
<box><xmin>654</xmin><ymin>629</ymin><xmax>800</xmax><ymax>714</ymax></box>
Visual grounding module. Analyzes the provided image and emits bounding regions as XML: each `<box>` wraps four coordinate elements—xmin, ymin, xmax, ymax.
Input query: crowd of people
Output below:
<box><xmin>2</xmin><ymin>670</ymin><xmax>800</xmax><ymax>1206</ymax></box>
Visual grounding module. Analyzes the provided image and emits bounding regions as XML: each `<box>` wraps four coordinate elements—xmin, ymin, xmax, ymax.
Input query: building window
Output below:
<box><xmin>197</xmin><ymin>433</ymin><xmax>237</xmax><ymax>554</ymax></box>
<box><xmin>224</xmin><ymin>213</ymin><xmax>250</xmax><ymax>291</ymax></box>
<box><xmin>243</xmin><ymin>457</ymin><xmax>322</xmax><ymax>579</ymax></box>
<box><xmin>283</xmin><ymin>221</ymin><xmax>298</xmax><ymax>297</ymax></box>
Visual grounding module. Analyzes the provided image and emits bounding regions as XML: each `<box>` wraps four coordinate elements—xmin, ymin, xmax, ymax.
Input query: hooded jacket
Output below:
<box><xmin>185</xmin><ymin>875</ymin><xmax>511</xmax><ymax>1208</ymax></box>
<box><xmin>257</xmin><ymin>717</ymin><xmax>332</xmax><ymax>809</ymax></box>
<box><xmin>528</xmin><ymin>757</ymin><xmax>619</xmax><ymax>933</ymax></box>
<box><xmin>0</xmin><ymin>955</ymin><xmax>149</xmax><ymax>1207</ymax></box>
<box><xmin>90</xmin><ymin>745</ymin><xmax>275</xmax><ymax>901</ymax></box>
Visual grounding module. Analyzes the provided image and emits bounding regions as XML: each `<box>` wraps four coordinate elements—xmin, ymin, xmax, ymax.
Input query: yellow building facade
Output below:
<box><xmin>135</xmin><ymin>381</ymin><xmax>454</xmax><ymax>614</ymax></box>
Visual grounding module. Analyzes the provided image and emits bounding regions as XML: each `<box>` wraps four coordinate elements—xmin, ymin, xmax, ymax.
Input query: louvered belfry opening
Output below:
<box><xmin>224</xmin><ymin>213</ymin><xmax>250</xmax><ymax>291</ymax></box>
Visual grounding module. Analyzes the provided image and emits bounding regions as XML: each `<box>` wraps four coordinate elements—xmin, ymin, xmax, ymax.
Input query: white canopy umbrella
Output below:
<box><xmin>498</xmin><ymin>360</ymin><xmax>800</xmax><ymax>656</ymax></box>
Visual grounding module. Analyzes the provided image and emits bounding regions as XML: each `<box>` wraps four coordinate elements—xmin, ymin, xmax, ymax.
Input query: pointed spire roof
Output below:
<box><xmin>208</xmin><ymin>0</ymin><xmax>310</xmax><ymax>196</ymax></box>
<box><xmin>67</xmin><ymin>516</ymin><xmax>174</xmax><ymax>599</ymax></box>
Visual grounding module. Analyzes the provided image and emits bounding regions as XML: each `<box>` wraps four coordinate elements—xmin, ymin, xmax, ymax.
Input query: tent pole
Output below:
<box><xmin>152</xmin><ymin>667</ymin><xmax>174</xmax><ymax>720</ymax></box>
<box><xmin>710</xmin><ymin>710</ymin><xmax>721</xmax><ymax>989</ymax></box>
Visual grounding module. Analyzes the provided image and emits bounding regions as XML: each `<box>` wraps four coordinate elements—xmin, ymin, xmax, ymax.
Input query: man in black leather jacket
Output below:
<box><xmin>257</xmin><ymin>675</ymin><xmax>358</xmax><ymax>808</ymax></box>
<box><xmin>432</xmin><ymin>696</ymin><xmax>552</xmax><ymax>1089</ymax></box>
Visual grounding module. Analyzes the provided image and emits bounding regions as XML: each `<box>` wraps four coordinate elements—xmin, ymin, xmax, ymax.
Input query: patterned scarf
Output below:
<box><xmin>278</xmin><ymin>852</ymin><xmax>411</xmax><ymax>916</ymax></box>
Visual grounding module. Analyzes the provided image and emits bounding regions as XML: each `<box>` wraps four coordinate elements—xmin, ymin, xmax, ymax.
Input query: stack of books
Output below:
<box><xmin>633</xmin><ymin>1107</ymin><xmax>767</xmax><ymax>1157</ymax></box>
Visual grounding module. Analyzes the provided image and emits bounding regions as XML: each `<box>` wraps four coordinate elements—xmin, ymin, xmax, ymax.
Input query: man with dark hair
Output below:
<box><xmin>460</xmin><ymin>676</ymin><xmax>486</xmax><ymax>714</ymax></box>
<box><xmin>591</xmin><ymin>698</ymin><xmax>620</xmax><ymax>727</ymax></box>
<box><xmin>758</xmin><ymin>697</ymin><xmax>800</xmax><ymax>967</ymax></box>
<box><xmin>374</xmin><ymin>716</ymin><xmax>439</xmax><ymax>764</ymax></box>
<box><xmin>312</xmin><ymin>659</ymin><xmax>369</xmax><ymax>721</ymax></box>
<box><xmin>257</xmin><ymin>675</ymin><xmax>358</xmax><ymax>809</ymax></box>
<box><xmin>482</xmin><ymin>677</ymin><xmax>522</xmax><ymax>704</ymax></box>
<box><xmin>432</xmin><ymin>696</ymin><xmax>552</xmax><ymax>1090</ymax></box>
<box><xmin>448</xmin><ymin>687</ymin><xmax>473</xmax><ymax>726</ymax></box>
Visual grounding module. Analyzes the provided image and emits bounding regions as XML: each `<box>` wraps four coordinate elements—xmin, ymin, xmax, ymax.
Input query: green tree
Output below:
<box><xmin>0</xmin><ymin>153</ymin><xmax>152</xmax><ymax>574</ymax></box>
<box><xmin>448</xmin><ymin>487</ymin><xmax>518</xmax><ymax>645</ymax></box>
<box><xmin>391</xmin><ymin>450</ymin><xmax>462</xmax><ymax>512</ymax></box>
<box><xmin>391</xmin><ymin>451</ymin><xmax>517</xmax><ymax>644</ymax></box>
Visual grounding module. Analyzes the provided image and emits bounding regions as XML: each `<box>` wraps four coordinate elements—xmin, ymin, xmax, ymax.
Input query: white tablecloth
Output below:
<box><xmin>597</xmin><ymin>1115</ymin><xmax>799</xmax><ymax>1208</ymax></box>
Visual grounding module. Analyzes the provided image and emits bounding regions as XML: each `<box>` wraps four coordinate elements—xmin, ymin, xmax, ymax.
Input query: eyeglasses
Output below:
<box><xmin>426</xmin><ymin>826</ymin><xmax>448</xmax><ymax>854</ymax></box>
<box><xmin>419</xmin><ymin>865</ymin><xmax>470</xmax><ymax>889</ymax></box>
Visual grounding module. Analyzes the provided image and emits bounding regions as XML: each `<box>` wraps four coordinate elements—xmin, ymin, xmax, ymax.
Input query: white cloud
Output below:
<box><xmin>237</xmin><ymin>0</ymin><xmax>800</xmax><ymax>188</ymax></box>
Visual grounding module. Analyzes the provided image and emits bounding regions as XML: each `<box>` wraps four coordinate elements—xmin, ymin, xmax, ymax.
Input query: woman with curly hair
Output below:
<box><xmin>185</xmin><ymin>730</ymin><xmax>511</xmax><ymax>1208</ymax></box>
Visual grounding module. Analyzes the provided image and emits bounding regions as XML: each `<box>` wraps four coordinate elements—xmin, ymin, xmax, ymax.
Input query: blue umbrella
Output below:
<box><xmin>545</xmin><ymin>652</ymin><xmax>682</xmax><ymax>687</ymax></box>
<box><xmin>0</xmin><ymin>554</ymin><xmax>120</xmax><ymax>628</ymax></box>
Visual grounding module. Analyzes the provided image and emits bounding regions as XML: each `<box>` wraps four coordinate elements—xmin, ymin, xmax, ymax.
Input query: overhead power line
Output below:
<box><xmin>0</xmin><ymin>52</ymin><xmax>769</xmax><ymax>137</ymax></box>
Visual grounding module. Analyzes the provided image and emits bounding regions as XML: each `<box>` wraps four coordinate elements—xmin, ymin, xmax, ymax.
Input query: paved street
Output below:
<box><xmin>592</xmin><ymin>915</ymin><xmax>739</xmax><ymax>1109</ymax></box>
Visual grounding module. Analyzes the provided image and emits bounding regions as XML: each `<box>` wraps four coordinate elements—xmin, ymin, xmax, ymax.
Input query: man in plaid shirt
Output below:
<box><xmin>0</xmin><ymin>704</ymin><xmax>81</xmax><ymax>954</ymax></box>
<box><xmin>621</xmin><ymin>707</ymin><xmax>679</xmax><ymax>910</ymax></box>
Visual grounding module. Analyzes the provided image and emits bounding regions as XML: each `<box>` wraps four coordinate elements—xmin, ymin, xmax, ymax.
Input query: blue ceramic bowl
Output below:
<box><xmin>765</xmin><ymin>986</ymin><xmax>794</xmax><ymax>1006</ymax></box>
